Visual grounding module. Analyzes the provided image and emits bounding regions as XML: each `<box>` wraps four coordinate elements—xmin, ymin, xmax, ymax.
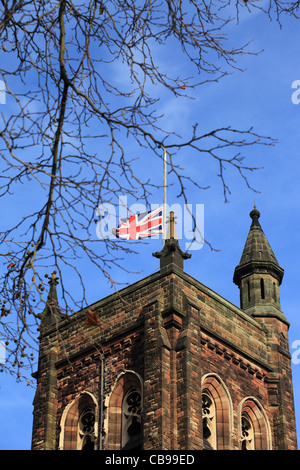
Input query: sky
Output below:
<box><xmin>1</xmin><ymin>3</ymin><xmax>300</xmax><ymax>450</ymax></box>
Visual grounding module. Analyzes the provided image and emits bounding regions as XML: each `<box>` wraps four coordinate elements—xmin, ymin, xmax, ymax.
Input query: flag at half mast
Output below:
<box><xmin>113</xmin><ymin>207</ymin><xmax>163</xmax><ymax>240</ymax></box>
<box><xmin>113</xmin><ymin>147</ymin><xmax>167</xmax><ymax>241</ymax></box>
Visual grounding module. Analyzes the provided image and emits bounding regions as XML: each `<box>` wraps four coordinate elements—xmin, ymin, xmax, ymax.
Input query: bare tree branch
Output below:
<box><xmin>0</xmin><ymin>0</ymin><xmax>298</xmax><ymax>381</ymax></box>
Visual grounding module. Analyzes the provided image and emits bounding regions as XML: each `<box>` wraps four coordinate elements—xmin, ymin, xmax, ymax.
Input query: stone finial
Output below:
<box><xmin>153</xmin><ymin>211</ymin><xmax>191</xmax><ymax>270</ymax></box>
<box><xmin>249</xmin><ymin>204</ymin><xmax>261</xmax><ymax>227</ymax></box>
<box><xmin>49</xmin><ymin>270</ymin><xmax>59</xmax><ymax>285</ymax></box>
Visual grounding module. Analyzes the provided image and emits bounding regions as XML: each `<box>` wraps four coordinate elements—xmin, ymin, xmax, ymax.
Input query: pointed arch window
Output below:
<box><xmin>201</xmin><ymin>374</ymin><xmax>233</xmax><ymax>450</ymax></box>
<box><xmin>239</xmin><ymin>398</ymin><xmax>272</xmax><ymax>450</ymax></box>
<box><xmin>107</xmin><ymin>371</ymin><xmax>143</xmax><ymax>450</ymax></box>
<box><xmin>59</xmin><ymin>391</ymin><xmax>98</xmax><ymax>450</ymax></box>
<box><xmin>202</xmin><ymin>391</ymin><xmax>216</xmax><ymax>449</ymax></box>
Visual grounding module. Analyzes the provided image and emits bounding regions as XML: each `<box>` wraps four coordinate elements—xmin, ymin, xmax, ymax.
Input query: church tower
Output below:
<box><xmin>31</xmin><ymin>208</ymin><xmax>297</xmax><ymax>451</ymax></box>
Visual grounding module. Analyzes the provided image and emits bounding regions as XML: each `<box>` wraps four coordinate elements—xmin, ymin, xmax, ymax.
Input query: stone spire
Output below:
<box><xmin>153</xmin><ymin>211</ymin><xmax>191</xmax><ymax>270</ymax></box>
<box><xmin>233</xmin><ymin>205</ymin><xmax>284</xmax><ymax>287</ymax></box>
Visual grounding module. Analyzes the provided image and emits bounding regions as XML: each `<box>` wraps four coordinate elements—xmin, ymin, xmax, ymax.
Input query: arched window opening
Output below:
<box><xmin>59</xmin><ymin>391</ymin><xmax>98</xmax><ymax>450</ymax></box>
<box><xmin>260</xmin><ymin>278</ymin><xmax>265</xmax><ymax>299</ymax></box>
<box><xmin>273</xmin><ymin>282</ymin><xmax>277</xmax><ymax>303</ymax></box>
<box><xmin>107</xmin><ymin>371</ymin><xmax>143</xmax><ymax>450</ymax></box>
<box><xmin>201</xmin><ymin>374</ymin><xmax>233</xmax><ymax>450</ymax></box>
<box><xmin>241</xmin><ymin>414</ymin><xmax>254</xmax><ymax>450</ymax></box>
<box><xmin>202</xmin><ymin>391</ymin><xmax>216</xmax><ymax>450</ymax></box>
<box><xmin>122</xmin><ymin>389</ymin><xmax>142</xmax><ymax>450</ymax></box>
<box><xmin>247</xmin><ymin>280</ymin><xmax>251</xmax><ymax>302</ymax></box>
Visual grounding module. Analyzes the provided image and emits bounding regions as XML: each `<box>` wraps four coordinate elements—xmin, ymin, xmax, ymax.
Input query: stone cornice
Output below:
<box><xmin>40</xmin><ymin>264</ymin><xmax>263</xmax><ymax>339</ymax></box>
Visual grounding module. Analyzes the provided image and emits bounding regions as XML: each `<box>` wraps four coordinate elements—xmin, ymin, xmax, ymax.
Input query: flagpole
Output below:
<box><xmin>163</xmin><ymin>147</ymin><xmax>167</xmax><ymax>242</ymax></box>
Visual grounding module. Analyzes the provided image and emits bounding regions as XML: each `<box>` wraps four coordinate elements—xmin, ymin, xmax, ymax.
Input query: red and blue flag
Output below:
<box><xmin>113</xmin><ymin>207</ymin><xmax>163</xmax><ymax>240</ymax></box>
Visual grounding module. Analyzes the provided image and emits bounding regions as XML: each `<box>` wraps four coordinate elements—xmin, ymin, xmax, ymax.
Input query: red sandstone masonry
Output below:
<box><xmin>31</xmin><ymin>266</ymin><xmax>297</xmax><ymax>450</ymax></box>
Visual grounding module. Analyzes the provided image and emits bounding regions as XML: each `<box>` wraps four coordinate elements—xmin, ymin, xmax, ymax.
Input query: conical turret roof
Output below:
<box><xmin>233</xmin><ymin>206</ymin><xmax>284</xmax><ymax>286</ymax></box>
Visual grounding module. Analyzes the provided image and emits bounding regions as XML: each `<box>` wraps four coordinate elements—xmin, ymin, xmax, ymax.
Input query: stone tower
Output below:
<box><xmin>31</xmin><ymin>208</ymin><xmax>297</xmax><ymax>450</ymax></box>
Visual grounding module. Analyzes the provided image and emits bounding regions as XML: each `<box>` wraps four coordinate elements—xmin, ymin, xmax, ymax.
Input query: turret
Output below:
<box><xmin>233</xmin><ymin>205</ymin><xmax>287</xmax><ymax>324</ymax></box>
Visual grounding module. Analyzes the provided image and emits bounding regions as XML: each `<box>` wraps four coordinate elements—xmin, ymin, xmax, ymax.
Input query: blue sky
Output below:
<box><xmin>1</xmin><ymin>4</ymin><xmax>300</xmax><ymax>450</ymax></box>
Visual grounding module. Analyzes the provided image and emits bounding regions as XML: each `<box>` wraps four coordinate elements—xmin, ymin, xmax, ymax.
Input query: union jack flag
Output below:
<box><xmin>113</xmin><ymin>207</ymin><xmax>163</xmax><ymax>240</ymax></box>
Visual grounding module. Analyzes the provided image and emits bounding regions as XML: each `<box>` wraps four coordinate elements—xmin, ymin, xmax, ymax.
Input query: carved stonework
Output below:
<box><xmin>202</xmin><ymin>392</ymin><xmax>216</xmax><ymax>449</ymax></box>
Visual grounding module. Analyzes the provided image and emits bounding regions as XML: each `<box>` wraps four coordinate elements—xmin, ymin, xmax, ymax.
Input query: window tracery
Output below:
<box><xmin>78</xmin><ymin>407</ymin><xmax>96</xmax><ymax>450</ymax></box>
<box><xmin>241</xmin><ymin>414</ymin><xmax>254</xmax><ymax>450</ymax></box>
<box><xmin>202</xmin><ymin>391</ymin><xmax>216</xmax><ymax>449</ymax></box>
<box><xmin>122</xmin><ymin>389</ymin><xmax>142</xmax><ymax>450</ymax></box>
